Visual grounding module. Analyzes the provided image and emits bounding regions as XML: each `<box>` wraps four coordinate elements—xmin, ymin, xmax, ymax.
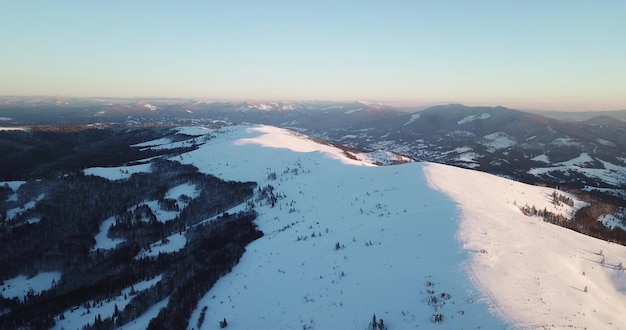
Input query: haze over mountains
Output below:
<box><xmin>2</xmin><ymin>97</ymin><xmax>625</xmax><ymax>192</ymax></box>
<box><xmin>1</xmin><ymin>97</ymin><xmax>625</xmax><ymax>329</ymax></box>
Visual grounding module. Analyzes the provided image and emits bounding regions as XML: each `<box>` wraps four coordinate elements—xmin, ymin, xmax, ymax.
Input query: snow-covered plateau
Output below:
<box><xmin>5</xmin><ymin>124</ymin><xmax>625</xmax><ymax>329</ymax></box>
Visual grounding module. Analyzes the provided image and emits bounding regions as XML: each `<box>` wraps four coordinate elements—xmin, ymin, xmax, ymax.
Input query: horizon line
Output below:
<box><xmin>0</xmin><ymin>94</ymin><xmax>624</xmax><ymax>113</ymax></box>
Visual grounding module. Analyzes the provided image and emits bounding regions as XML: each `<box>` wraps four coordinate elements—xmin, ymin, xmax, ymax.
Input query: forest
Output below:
<box><xmin>0</xmin><ymin>157</ymin><xmax>262</xmax><ymax>329</ymax></box>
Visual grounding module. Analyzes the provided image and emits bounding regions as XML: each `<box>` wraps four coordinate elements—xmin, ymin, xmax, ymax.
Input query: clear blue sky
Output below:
<box><xmin>1</xmin><ymin>1</ymin><xmax>625</xmax><ymax>111</ymax></box>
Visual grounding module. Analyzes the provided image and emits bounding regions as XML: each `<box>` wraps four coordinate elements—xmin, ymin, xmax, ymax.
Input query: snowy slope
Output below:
<box><xmin>0</xmin><ymin>272</ymin><xmax>61</xmax><ymax>302</ymax></box>
<box><xmin>426</xmin><ymin>163</ymin><xmax>626</xmax><ymax>329</ymax></box>
<box><xmin>75</xmin><ymin>124</ymin><xmax>626</xmax><ymax>329</ymax></box>
<box><xmin>176</xmin><ymin>125</ymin><xmax>503</xmax><ymax>329</ymax></box>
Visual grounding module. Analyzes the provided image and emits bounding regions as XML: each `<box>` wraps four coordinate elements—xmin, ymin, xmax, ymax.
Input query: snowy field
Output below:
<box><xmin>84</xmin><ymin>163</ymin><xmax>151</xmax><ymax>180</ymax></box>
<box><xmin>529</xmin><ymin>153</ymin><xmax>626</xmax><ymax>187</ymax></box>
<box><xmin>482</xmin><ymin>132</ymin><xmax>517</xmax><ymax>152</ymax></box>
<box><xmin>51</xmin><ymin>276</ymin><xmax>163</xmax><ymax>330</ymax></box>
<box><xmin>0</xmin><ymin>272</ymin><xmax>61</xmax><ymax>302</ymax></box>
<box><xmin>457</xmin><ymin>113</ymin><xmax>491</xmax><ymax>125</ymax></box>
<box><xmin>90</xmin><ymin>182</ymin><xmax>201</xmax><ymax>254</ymax></box>
<box><xmin>5</xmin><ymin>193</ymin><xmax>44</xmax><ymax>221</ymax></box>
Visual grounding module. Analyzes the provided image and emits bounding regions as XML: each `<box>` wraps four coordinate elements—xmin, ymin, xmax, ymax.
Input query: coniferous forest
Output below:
<box><xmin>0</xmin><ymin>127</ymin><xmax>263</xmax><ymax>329</ymax></box>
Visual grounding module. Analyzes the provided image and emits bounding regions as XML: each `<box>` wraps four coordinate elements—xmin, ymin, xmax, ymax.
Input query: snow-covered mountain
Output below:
<box><xmin>4</xmin><ymin>124</ymin><xmax>624</xmax><ymax>329</ymax></box>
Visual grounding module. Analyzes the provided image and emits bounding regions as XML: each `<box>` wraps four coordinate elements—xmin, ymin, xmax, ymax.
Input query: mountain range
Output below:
<box><xmin>3</xmin><ymin>98</ymin><xmax>625</xmax><ymax>195</ymax></box>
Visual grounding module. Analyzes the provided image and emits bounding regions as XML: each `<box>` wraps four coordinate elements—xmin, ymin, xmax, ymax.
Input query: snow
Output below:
<box><xmin>447</xmin><ymin>146</ymin><xmax>473</xmax><ymax>154</ymax></box>
<box><xmin>600</xmin><ymin>214</ymin><xmax>626</xmax><ymax>232</ymax></box>
<box><xmin>529</xmin><ymin>154</ymin><xmax>626</xmax><ymax>187</ymax></box>
<box><xmin>137</xmin><ymin>183</ymin><xmax>198</xmax><ymax>224</ymax></box>
<box><xmin>457</xmin><ymin>152</ymin><xmax>480</xmax><ymax>164</ymax></box>
<box><xmin>129</xmin><ymin>127</ymin><xmax>211</xmax><ymax>150</ymax></box>
<box><xmin>444</xmin><ymin>147</ymin><xmax>481</xmax><ymax>164</ymax></box>
<box><xmin>118</xmin><ymin>296</ymin><xmax>170</xmax><ymax>330</ymax></box>
<box><xmin>1</xmin><ymin>271</ymin><xmax>61</xmax><ymax>302</ymax></box>
<box><xmin>2</xmin><ymin>181</ymin><xmax>26</xmax><ymax>191</ymax></box>
<box><xmin>143</xmin><ymin>103</ymin><xmax>158</xmax><ymax>111</ymax></box>
<box><xmin>172</xmin><ymin>124</ymin><xmax>626</xmax><ymax>330</ymax></box>
<box><xmin>2</xmin><ymin>181</ymin><xmax>26</xmax><ymax>202</ymax></box>
<box><xmin>321</xmin><ymin>105</ymin><xmax>344</xmax><ymax>111</ymax></box>
<box><xmin>344</xmin><ymin>107</ymin><xmax>364</xmax><ymax>114</ymax></box>
<box><xmin>92</xmin><ymin>182</ymin><xmax>200</xmax><ymax>253</ymax></box>
<box><xmin>338</xmin><ymin>134</ymin><xmax>358</xmax><ymax>141</ymax></box>
<box><xmin>6</xmin><ymin>193</ymin><xmax>44</xmax><ymax>220</ymax></box>
<box><xmin>138</xmin><ymin>137</ymin><xmax>202</xmax><ymax>151</ymax></box>
<box><xmin>403</xmin><ymin>113</ymin><xmax>421</xmax><ymax>126</ymax></box>
<box><xmin>356</xmin><ymin>100</ymin><xmax>383</xmax><ymax>106</ymax></box>
<box><xmin>84</xmin><ymin>163</ymin><xmax>152</xmax><ymax>180</ymax></box>
<box><xmin>597</xmin><ymin>138</ymin><xmax>616</xmax><ymax>147</ymax></box>
<box><xmin>447</xmin><ymin>129</ymin><xmax>475</xmax><ymax>139</ymax></box>
<box><xmin>92</xmin><ymin>216</ymin><xmax>125</xmax><ymax>250</ymax></box>
<box><xmin>52</xmin><ymin>275</ymin><xmax>163</xmax><ymax>330</ymax></box>
<box><xmin>556</xmin><ymin>152</ymin><xmax>594</xmax><ymax>166</ymax></box>
<box><xmin>551</xmin><ymin>137</ymin><xmax>583</xmax><ymax>148</ymax></box>
<box><xmin>131</xmin><ymin>137</ymin><xmax>174</xmax><ymax>148</ymax></box>
<box><xmin>356</xmin><ymin>150</ymin><xmax>413</xmax><ymax>165</ymax></box>
<box><xmin>531</xmin><ymin>154</ymin><xmax>550</xmax><ymax>163</ymax></box>
<box><xmin>425</xmin><ymin>163</ymin><xmax>626</xmax><ymax>329</ymax></box>
<box><xmin>178</xmin><ymin>125</ymin><xmax>504</xmax><ymax>329</ymax></box>
<box><xmin>175</xmin><ymin>126</ymin><xmax>214</xmax><ymax>136</ymax></box>
<box><xmin>457</xmin><ymin>113</ymin><xmax>490</xmax><ymax>125</ymax></box>
<box><xmin>135</xmin><ymin>233</ymin><xmax>187</xmax><ymax>259</ymax></box>
<box><xmin>599</xmin><ymin>159</ymin><xmax>626</xmax><ymax>171</ymax></box>
<box><xmin>165</xmin><ymin>183</ymin><xmax>199</xmax><ymax>201</ymax></box>
<box><xmin>482</xmin><ymin>132</ymin><xmax>516</xmax><ymax>152</ymax></box>
<box><xmin>140</xmin><ymin>201</ymin><xmax>174</xmax><ymax>222</ymax></box>
<box><xmin>251</xmin><ymin>103</ymin><xmax>272</xmax><ymax>110</ymax></box>
<box><xmin>530</xmin><ymin>165</ymin><xmax>626</xmax><ymax>187</ymax></box>
<box><xmin>0</xmin><ymin>127</ymin><xmax>25</xmax><ymax>131</ymax></box>
<box><xmin>23</xmin><ymin>123</ymin><xmax>625</xmax><ymax>329</ymax></box>
<box><xmin>281</xmin><ymin>120</ymin><xmax>300</xmax><ymax>126</ymax></box>
<box><xmin>232</xmin><ymin>125</ymin><xmax>373</xmax><ymax>167</ymax></box>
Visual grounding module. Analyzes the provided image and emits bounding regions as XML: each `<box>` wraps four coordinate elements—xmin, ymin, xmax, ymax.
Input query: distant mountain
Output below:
<box><xmin>1</xmin><ymin>97</ymin><xmax>625</xmax><ymax>194</ymax></box>
<box><xmin>297</xmin><ymin>103</ymin><xmax>626</xmax><ymax>194</ymax></box>
<box><xmin>0</xmin><ymin>97</ymin><xmax>406</xmax><ymax>128</ymax></box>
<box><xmin>525</xmin><ymin>108</ymin><xmax>626</xmax><ymax>122</ymax></box>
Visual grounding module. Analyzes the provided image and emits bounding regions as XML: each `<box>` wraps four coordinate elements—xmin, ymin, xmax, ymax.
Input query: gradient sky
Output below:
<box><xmin>1</xmin><ymin>1</ymin><xmax>625</xmax><ymax>111</ymax></box>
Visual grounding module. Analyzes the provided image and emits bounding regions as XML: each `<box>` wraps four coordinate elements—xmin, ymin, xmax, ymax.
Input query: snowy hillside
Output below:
<box><xmin>137</xmin><ymin>124</ymin><xmax>623</xmax><ymax>329</ymax></box>
<box><xmin>426</xmin><ymin>164</ymin><xmax>626</xmax><ymax>329</ymax></box>
<box><xmin>175</xmin><ymin>126</ymin><xmax>504</xmax><ymax>329</ymax></box>
<box><xmin>6</xmin><ymin>124</ymin><xmax>624</xmax><ymax>329</ymax></box>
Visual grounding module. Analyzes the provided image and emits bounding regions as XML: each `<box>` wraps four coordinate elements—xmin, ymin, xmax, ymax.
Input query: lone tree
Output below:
<box><xmin>369</xmin><ymin>314</ymin><xmax>387</xmax><ymax>330</ymax></box>
<box><xmin>219</xmin><ymin>318</ymin><xmax>228</xmax><ymax>328</ymax></box>
<box><xmin>432</xmin><ymin>313</ymin><xmax>443</xmax><ymax>323</ymax></box>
